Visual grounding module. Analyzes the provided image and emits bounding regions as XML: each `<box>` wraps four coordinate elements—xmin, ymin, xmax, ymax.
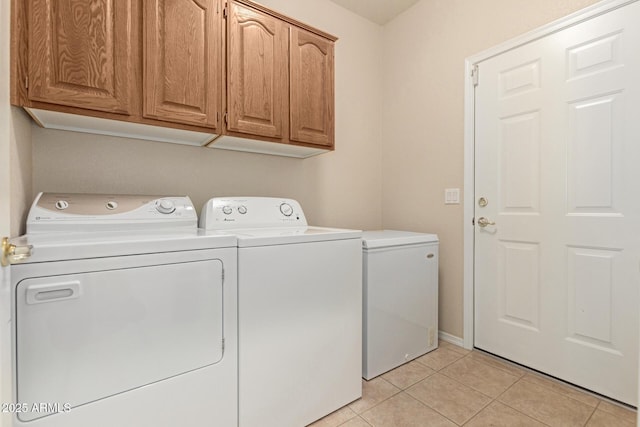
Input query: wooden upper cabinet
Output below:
<box><xmin>16</xmin><ymin>0</ymin><xmax>336</xmax><ymax>154</ymax></box>
<box><xmin>28</xmin><ymin>0</ymin><xmax>133</xmax><ymax>114</ymax></box>
<box><xmin>144</xmin><ymin>0</ymin><xmax>221</xmax><ymax>128</ymax></box>
<box><xmin>289</xmin><ymin>27</ymin><xmax>335</xmax><ymax>148</ymax></box>
<box><xmin>227</xmin><ymin>1</ymin><xmax>288</xmax><ymax>139</ymax></box>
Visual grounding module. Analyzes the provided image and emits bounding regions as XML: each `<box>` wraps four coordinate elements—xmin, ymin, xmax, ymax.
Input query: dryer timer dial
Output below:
<box><xmin>55</xmin><ymin>200</ymin><xmax>69</xmax><ymax>210</ymax></box>
<box><xmin>155</xmin><ymin>199</ymin><xmax>176</xmax><ymax>214</ymax></box>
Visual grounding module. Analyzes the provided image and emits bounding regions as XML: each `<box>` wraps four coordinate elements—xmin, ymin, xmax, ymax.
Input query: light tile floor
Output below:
<box><xmin>309</xmin><ymin>341</ymin><xmax>637</xmax><ymax>427</ymax></box>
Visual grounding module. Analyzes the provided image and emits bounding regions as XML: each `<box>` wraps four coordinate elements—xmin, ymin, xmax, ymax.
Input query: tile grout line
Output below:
<box><xmin>492</xmin><ymin>376</ymin><xmax>554</xmax><ymax>427</ymax></box>
<box><xmin>352</xmin><ymin>377</ymin><xmax>404</xmax><ymax>418</ymax></box>
<box><xmin>355</xmin><ymin>415</ymin><xmax>373</xmax><ymax>427</ymax></box>
<box><xmin>378</xmin><ymin>362</ymin><xmax>467</xmax><ymax>426</ymax></box>
<box><xmin>454</xmin><ymin>355</ymin><xmax>506</xmax><ymax>427</ymax></box>
<box><xmin>461</xmin><ymin>392</ymin><xmax>494</xmax><ymax>426</ymax></box>
<box><xmin>334</xmin><ymin>413</ymin><xmax>370</xmax><ymax>427</ymax></box>
<box><xmin>381</xmin><ymin>360</ymin><xmax>437</xmax><ymax>391</ymax></box>
<box><xmin>440</xmin><ymin>342</ymin><xmax>472</xmax><ymax>357</ymax></box>
<box><xmin>437</xmin><ymin>350</ymin><xmax>526</xmax><ymax>403</ymax></box>
<box><xmin>342</xmin><ymin>406</ymin><xmax>361</xmax><ymax>427</ymax></box>
<box><xmin>400</xmin><ymin>373</ymin><xmax>459</xmax><ymax>424</ymax></box>
<box><xmin>418</xmin><ymin>349</ymin><xmax>493</xmax><ymax>425</ymax></box>
<box><xmin>436</xmin><ymin>353</ymin><xmax>524</xmax><ymax>401</ymax></box>
<box><xmin>472</xmin><ymin>349</ymin><xmax>627</xmax><ymax>411</ymax></box>
<box><xmin>581</xmin><ymin>404</ymin><xmax>598</xmax><ymax>427</ymax></box>
<box><xmin>518</xmin><ymin>375</ymin><xmax>602</xmax><ymax>408</ymax></box>
<box><xmin>405</xmin><ymin>371</ymin><xmax>494</xmax><ymax>426</ymax></box>
<box><xmin>498</xmin><ymin>379</ymin><xmax>600</xmax><ymax>427</ymax></box>
<box><xmin>465</xmin><ymin>350</ymin><xmax>527</xmax><ymax>379</ymax></box>
<box><xmin>344</xmin><ymin>345</ymin><xmax>635</xmax><ymax>427</ymax></box>
<box><xmin>597</xmin><ymin>400</ymin><xmax>640</xmax><ymax>423</ymax></box>
<box><xmin>427</xmin><ymin>345</ymin><xmax>618</xmax><ymax>425</ymax></box>
<box><xmin>401</xmin><ymin>391</ymin><xmax>467</xmax><ymax>426</ymax></box>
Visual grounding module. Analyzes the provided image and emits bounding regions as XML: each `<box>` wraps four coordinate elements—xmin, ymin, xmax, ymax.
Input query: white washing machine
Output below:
<box><xmin>200</xmin><ymin>197</ymin><xmax>362</xmax><ymax>427</ymax></box>
<box><xmin>7</xmin><ymin>193</ymin><xmax>238</xmax><ymax>427</ymax></box>
<box><xmin>362</xmin><ymin>230</ymin><xmax>439</xmax><ymax>380</ymax></box>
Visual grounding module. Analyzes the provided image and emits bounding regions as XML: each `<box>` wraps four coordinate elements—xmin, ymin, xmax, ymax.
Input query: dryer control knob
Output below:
<box><xmin>238</xmin><ymin>205</ymin><xmax>247</xmax><ymax>214</ymax></box>
<box><xmin>106</xmin><ymin>201</ymin><xmax>118</xmax><ymax>210</ymax></box>
<box><xmin>156</xmin><ymin>199</ymin><xmax>176</xmax><ymax>214</ymax></box>
<box><xmin>55</xmin><ymin>200</ymin><xmax>69</xmax><ymax>210</ymax></box>
<box><xmin>222</xmin><ymin>205</ymin><xmax>233</xmax><ymax>215</ymax></box>
<box><xmin>280</xmin><ymin>203</ymin><xmax>293</xmax><ymax>217</ymax></box>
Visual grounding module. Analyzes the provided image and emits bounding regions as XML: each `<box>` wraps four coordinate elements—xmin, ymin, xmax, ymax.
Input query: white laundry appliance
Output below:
<box><xmin>7</xmin><ymin>193</ymin><xmax>238</xmax><ymax>427</ymax></box>
<box><xmin>361</xmin><ymin>230</ymin><xmax>439</xmax><ymax>380</ymax></box>
<box><xmin>200</xmin><ymin>197</ymin><xmax>362</xmax><ymax>427</ymax></box>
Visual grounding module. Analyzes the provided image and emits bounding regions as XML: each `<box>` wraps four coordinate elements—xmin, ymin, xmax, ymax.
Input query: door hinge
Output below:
<box><xmin>471</xmin><ymin>64</ymin><xmax>479</xmax><ymax>87</ymax></box>
<box><xmin>25</xmin><ymin>76</ymin><xmax>28</xmax><ymax>89</ymax></box>
<box><xmin>222</xmin><ymin>338</ymin><xmax>225</xmax><ymax>352</ymax></box>
<box><xmin>472</xmin><ymin>217</ymin><xmax>475</xmax><ymax>226</ymax></box>
<box><xmin>221</xmin><ymin>266</ymin><xmax>225</xmax><ymax>283</ymax></box>
<box><xmin>224</xmin><ymin>112</ymin><xmax>228</xmax><ymax>125</ymax></box>
<box><xmin>223</xmin><ymin>2</ymin><xmax>228</xmax><ymax>18</ymax></box>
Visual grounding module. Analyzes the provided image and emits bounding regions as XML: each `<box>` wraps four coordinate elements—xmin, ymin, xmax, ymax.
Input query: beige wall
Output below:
<box><xmin>381</xmin><ymin>0</ymin><xmax>600</xmax><ymax>339</ymax></box>
<box><xmin>0</xmin><ymin>1</ymin><xmax>10</xmax><ymax>240</ymax></box>
<box><xmin>27</xmin><ymin>0</ymin><xmax>605</xmax><ymax>341</ymax></box>
<box><xmin>2</xmin><ymin>19</ymin><xmax>32</xmax><ymax>240</ymax></box>
<box><xmin>32</xmin><ymin>0</ymin><xmax>384</xmax><ymax>231</ymax></box>
<box><xmin>10</xmin><ymin>108</ymin><xmax>32</xmax><ymax>236</ymax></box>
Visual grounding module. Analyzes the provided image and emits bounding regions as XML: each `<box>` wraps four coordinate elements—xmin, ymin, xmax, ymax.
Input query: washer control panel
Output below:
<box><xmin>27</xmin><ymin>193</ymin><xmax>197</xmax><ymax>233</ymax></box>
<box><xmin>200</xmin><ymin>197</ymin><xmax>308</xmax><ymax>229</ymax></box>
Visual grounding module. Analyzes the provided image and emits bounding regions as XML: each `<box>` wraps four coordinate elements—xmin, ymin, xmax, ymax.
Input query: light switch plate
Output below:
<box><xmin>444</xmin><ymin>188</ymin><xmax>460</xmax><ymax>204</ymax></box>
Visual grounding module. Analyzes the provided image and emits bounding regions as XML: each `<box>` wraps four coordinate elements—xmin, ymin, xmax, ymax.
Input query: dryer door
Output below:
<box><xmin>15</xmin><ymin>257</ymin><xmax>223</xmax><ymax>422</ymax></box>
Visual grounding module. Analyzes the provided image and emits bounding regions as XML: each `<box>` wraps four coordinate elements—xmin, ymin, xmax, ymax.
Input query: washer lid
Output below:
<box><xmin>362</xmin><ymin>230</ymin><xmax>439</xmax><ymax>249</ymax></box>
<box><xmin>219</xmin><ymin>226</ymin><xmax>361</xmax><ymax>247</ymax></box>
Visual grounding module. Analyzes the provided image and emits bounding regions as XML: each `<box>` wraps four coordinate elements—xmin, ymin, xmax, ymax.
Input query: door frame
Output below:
<box><xmin>462</xmin><ymin>0</ymin><xmax>638</xmax><ymax>350</ymax></box>
<box><xmin>1</xmin><ymin>0</ymin><xmax>11</xmax><ymax>425</ymax></box>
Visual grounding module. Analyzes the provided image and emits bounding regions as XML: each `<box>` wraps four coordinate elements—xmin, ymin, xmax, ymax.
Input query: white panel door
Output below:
<box><xmin>474</xmin><ymin>1</ymin><xmax>640</xmax><ymax>405</ymax></box>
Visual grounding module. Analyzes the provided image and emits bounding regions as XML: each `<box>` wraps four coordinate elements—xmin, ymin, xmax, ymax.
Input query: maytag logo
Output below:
<box><xmin>223</xmin><ymin>218</ymin><xmax>235</xmax><ymax>221</ymax></box>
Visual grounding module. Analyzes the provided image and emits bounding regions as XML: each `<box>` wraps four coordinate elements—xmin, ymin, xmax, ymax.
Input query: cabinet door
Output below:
<box><xmin>144</xmin><ymin>0</ymin><xmax>221</xmax><ymax>128</ymax></box>
<box><xmin>227</xmin><ymin>2</ymin><xmax>287</xmax><ymax>138</ymax></box>
<box><xmin>28</xmin><ymin>0</ymin><xmax>133</xmax><ymax>114</ymax></box>
<box><xmin>290</xmin><ymin>28</ymin><xmax>334</xmax><ymax>147</ymax></box>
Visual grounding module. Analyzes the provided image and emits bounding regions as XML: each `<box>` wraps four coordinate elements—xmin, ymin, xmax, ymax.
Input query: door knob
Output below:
<box><xmin>2</xmin><ymin>237</ymin><xmax>33</xmax><ymax>267</ymax></box>
<box><xmin>477</xmin><ymin>217</ymin><xmax>495</xmax><ymax>228</ymax></box>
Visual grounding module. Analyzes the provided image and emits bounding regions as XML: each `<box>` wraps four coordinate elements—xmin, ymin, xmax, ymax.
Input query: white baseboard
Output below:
<box><xmin>438</xmin><ymin>330</ymin><xmax>465</xmax><ymax>348</ymax></box>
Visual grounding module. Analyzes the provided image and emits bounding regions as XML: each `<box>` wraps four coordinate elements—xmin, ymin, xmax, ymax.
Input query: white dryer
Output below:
<box><xmin>200</xmin><ymin>197</ymin><xmax>362</xmax><ymax>427</ymax></box>
<box><xmin>7</xmin><ymin>193</ymin><xmax>238</xmax><ymax>427</ymax></box>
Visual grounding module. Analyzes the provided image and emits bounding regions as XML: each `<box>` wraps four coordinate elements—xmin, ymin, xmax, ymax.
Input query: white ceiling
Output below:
<box><xmin>328</xmin><ymin>0</ymin><xmax>420</xmax><ymax>25</ymax></box>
